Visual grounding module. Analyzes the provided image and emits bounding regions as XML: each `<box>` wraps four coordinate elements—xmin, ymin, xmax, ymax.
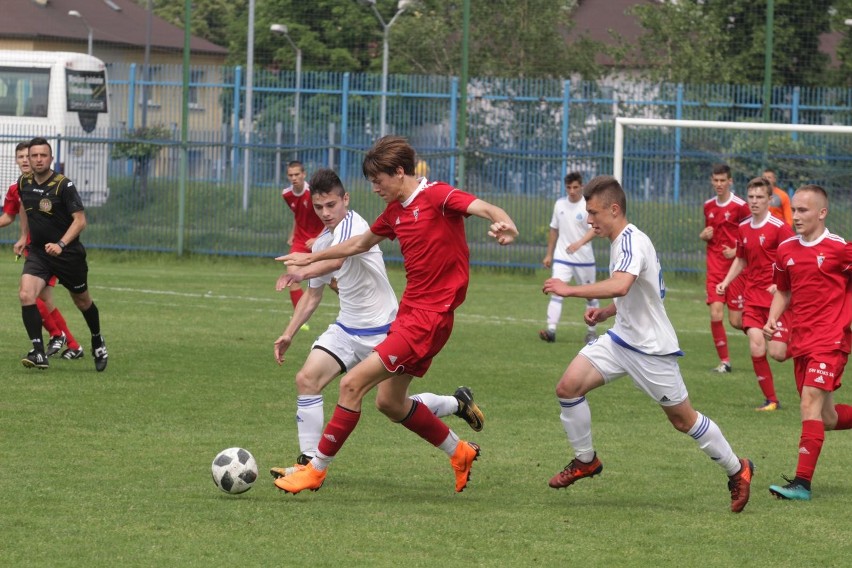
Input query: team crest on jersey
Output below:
<box><xmin>759</xmin><ymin>234</ymin><xmax>765</xmax><ymax>246</ymax></box>
<box><xmin>412</xmin><ymin>206</ymin><xmax>420</xmax><ymax>222</ymax></box>
<box><xmin>724</xmin><ymin>211</ymin><xmax>731</xmax><ymax>220</ymax></box>
<box><xmin>817</xmin><ymin>253</ymin><xmax>825</xmax><ymax>267</ymax></box>
<box><xmin>38</xmin><ymin>198</ymin><xmax>52</xmax><ymax>212</ymax></box>
<box><xmin>575</xmin><ymin>213</ymin><xmax>583</xmax><ymax>221</ymax></box>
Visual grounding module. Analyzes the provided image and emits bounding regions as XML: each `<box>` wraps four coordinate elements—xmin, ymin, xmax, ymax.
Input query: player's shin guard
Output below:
<box><xmin>37</xmin><ymin>299</ymin><xmax>61</xmax><ymax>336</ymax></box>
<box><xmin>400</xmin><ymin>400</ymin><xmax>451</xmax><ymax>446</ymax></box>
<box><xmin>316</xmin><ymin>405</ymin><xmax>360</xmax><ymax>460</ymax></box>
<box><xmin>289</xmin><ymin>288</ymin><xmax>303</xmax><ymax>308</ymax></box>
<box><xmin>22</xmin><ymin>304</ymin><xmax>45</xmax><ymax>351</ymax></box>
<box><xmin>296</xmin><ymin>395</ymin><xmax>324</xmax><ymax>457</ymax></box>
<box><xmin>546</xmin><ymin>296</ymin><xmax>563</xmax><ymax>329</ymax></box>
<box><xmin>688</xmin><ymin>412</ymin><xmax>740</xmax><ymax>476</ymax></box>
<box><xmin>81</xmin><ymin>303</ymin><xmax>101</xmax><ymax>337</ymax></box>
<box><xmin>710</xmin><ymin>320</ymin><xmax>729</xmax><ymax>362</ymax></box>
<box><xmin>795</xmin><ymin>420</ymin><xmax>825</xmax><ymax>482</ymax></box>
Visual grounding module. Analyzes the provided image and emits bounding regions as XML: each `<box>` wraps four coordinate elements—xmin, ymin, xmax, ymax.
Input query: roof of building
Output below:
<box><xmin>2</xmin><ymin>0</ymin><xmax>227</xmax><ymax>55</ymax></box>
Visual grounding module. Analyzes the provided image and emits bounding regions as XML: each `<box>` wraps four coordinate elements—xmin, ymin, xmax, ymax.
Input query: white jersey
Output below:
<box><xmin>310</xmin><ymin>210</ymin><xmax>398</xmax><ymax>331</ymax></box>
<box><xmin>607</xmin><ymin>224</ymin><xmax>681</xmax><ymax>356</ymax></box>
<box><xmin>550</xmin><ymin>196</ymin><xmax>595</xmax><ymax>266</ymax></box>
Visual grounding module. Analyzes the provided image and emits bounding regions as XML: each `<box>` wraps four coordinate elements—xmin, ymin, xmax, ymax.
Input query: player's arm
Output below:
<box><xmin>716</xmin><ymin>256</ymin><xmax>746</xmax><ymax>295</ymax></box>
<box><xmin>543</xmin><ymin>228</ymin><xmax>557</xmax><ymax>267</ymax></box>
<box><xmin>45</xmin><ymin>210</ymin><xmax>86</xmax><ymax>256</ymax></box>
<box><xmin>567</xmin><ymin>227</ymin><xmax>596</xmax><ymax>254</ymax></box>
<box><xmin>280</xmin><ymin>230</ymin><xmax>383</xmax><ymax>267</ymax></box>
<box><xmin>276</xmin><ymin>258</ymin><xmax>345</xmax><ymax>290</ymax></box>
<box><xmin>466</xmin><ymin>198</ymin><xmax>518</xmax><ymax>245</ymax></box>
<box><xmin>763</xmin><ymin>288</ymin><xmax>791</xmax><ymax>340</ymax></box>
<box><xmin>274</xmin><ymin>285</ymin><xmax>324</xmax><ymax>365</ymax></box>
<box><xmin>0</xmin><ymin>211</ymin><xmax>12</xmax><ymax>228</ymax></box>
<box><xmin>13</xmin><ymin>207</ymin><xmax>28</xmax><ymax>255</ymax></box>
<box><xmin>287</xmin><ymin>225</ymin><xmax>294</xmax><ymax>246</ymax></box>
<box><xmin>543</xmin><ymin>270</ymin><xmax>636</xmax><ymax>300</ymax></box>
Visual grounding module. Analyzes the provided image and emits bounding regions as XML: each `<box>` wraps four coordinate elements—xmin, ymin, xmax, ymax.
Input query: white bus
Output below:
<box><xmin>0</xmin><ymin>50</ymin><xmax>110</xmax><ymax>206</ymax></box>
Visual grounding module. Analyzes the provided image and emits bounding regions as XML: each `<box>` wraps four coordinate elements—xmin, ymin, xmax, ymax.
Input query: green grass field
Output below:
<box><xmin>1</xmin><ymin>250</ymin><xmax>850</xmax><ymax>567</ymax></box>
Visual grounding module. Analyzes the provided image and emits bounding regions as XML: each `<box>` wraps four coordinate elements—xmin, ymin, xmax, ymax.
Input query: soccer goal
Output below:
<box><xmin>613</xmin><ymin>117</ymin><xmax>852</xmax><ymax>202</ymax></box>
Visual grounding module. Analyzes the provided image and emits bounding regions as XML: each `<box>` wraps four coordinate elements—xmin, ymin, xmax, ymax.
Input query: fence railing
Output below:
<box><xmin>2</xmin><ymin>64</ymin><xmax>851</xmax><ymax>271</ymax></box>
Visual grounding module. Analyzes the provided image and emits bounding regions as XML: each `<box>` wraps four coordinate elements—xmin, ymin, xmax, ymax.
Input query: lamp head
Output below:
<box><xmin>68</xmin><ymin>9</ymin><xmax>82</xmax><ymax>18</ymax></box>
<box><xmin>270</xmin><ymin>23</ymin><xmax>289</xmax><ymax>35</ymax></box>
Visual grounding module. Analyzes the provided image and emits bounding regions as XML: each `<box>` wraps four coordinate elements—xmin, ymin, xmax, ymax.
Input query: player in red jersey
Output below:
<box><xmin>701</xmin><ymin>164</ymin><xmax>750</xmax><ymax>373</ymax></box>
<box><xmin>765</xmin><ymin>185</ymin><xmax>852</xmax><ymax>501</ymax></box>
<box><xmin>274</xmin><ymin>136</ymin><xmax>517</xmax><ymax>495</ymax></box>
<box><xmin>716</xmin><ymin>177</ymin><xmax>794</xmax><ymax>411</ymax></box>
<box><xmin>281</xmin><ymin>161</ymin><xmax>325</xmax><ymax>311</ymax></box>
<box><xmin>762</xmin><ymin>169</ymin><xmax>793</xmax><ymax>227</ymax></box>
<box><xmin>1</xmin><ymin>142</ymin><xmax>84</xmax><ymax>360</ymax></box>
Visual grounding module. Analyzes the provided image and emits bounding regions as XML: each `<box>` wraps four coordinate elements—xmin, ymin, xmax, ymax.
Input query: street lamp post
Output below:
<box><xmin>67</xmin><ymin>10</ymin><xmax>93</xmax><ymax>56</ymax></box>
<box><xmin>357</xmin><ymin>0</ymin><xmax>411</xmax><ymax>137</ymax></box>
<box><xmin>270</xmin><ymin>24</ymin><xmax>302</xmax><ymax>151</ymax></box>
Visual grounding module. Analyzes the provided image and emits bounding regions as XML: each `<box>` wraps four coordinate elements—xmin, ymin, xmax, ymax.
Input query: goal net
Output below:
<box><xmin>611</xmin><ymin>117</ymin><xmax>852</xmax><ymax>273</ymax></box>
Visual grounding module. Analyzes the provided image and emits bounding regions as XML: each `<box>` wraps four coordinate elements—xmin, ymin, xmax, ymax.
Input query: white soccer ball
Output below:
<box><xmin>211</xmin><ymin>447</ymin><xmax>258</xmax><ymax>494</ymax></box>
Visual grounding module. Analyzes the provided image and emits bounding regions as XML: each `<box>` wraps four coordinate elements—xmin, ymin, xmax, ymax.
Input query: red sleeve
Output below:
<box><xmin>427</xmin><ymin>183</ymin><xmax>476</xmax><ymax>217</ymax></box>
<box><xmin>370</xmin><ymin>208</ymin><xmax>396</xmax><ymax>241</ymax></box>
<box><xmin>735</xmin><ymin>225</ymin><xmax>746</xmax><ymax>259</ymax></box>
<box><xmin>773</xmin><ymin>248</ymin><xmax>791</xmax><ymax>292</ymax></box>
<box><xmin>3</xmin><ymin>183</ymin><xmax>20</xmax><ymax>216</ymax></box>
<box><xmin>739</xmin><ymin>201</ymin><xmax>751</xmax><ymax>221</ymax></box>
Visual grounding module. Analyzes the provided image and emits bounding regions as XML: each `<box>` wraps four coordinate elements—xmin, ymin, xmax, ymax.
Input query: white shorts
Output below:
<box><xmin>579</xmin><ymin>333</ymin><xmax>689</xmax><ymax>406</ymax></box>
<box><xmin>312</xmin><ymin>323</ymin><xmax>386</xmax><ymax>372</ymax></box>
<box><xmin>552</xmin><ymin>261</ymin><xmax>596</xmax><ymax>286</ymax></box>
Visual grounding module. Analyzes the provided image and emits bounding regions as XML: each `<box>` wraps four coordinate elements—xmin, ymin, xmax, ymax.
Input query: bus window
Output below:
<box><xmin>0</xmin><ymin>67</ymin><xmax>50</xmax><ymax>117</ymax></box>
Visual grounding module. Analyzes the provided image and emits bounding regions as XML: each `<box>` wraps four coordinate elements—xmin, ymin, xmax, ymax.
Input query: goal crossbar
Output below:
<box><xmin>613</xmin><ymin>117</ymin><xmax>852</xmax><ymax>184</ymax></box>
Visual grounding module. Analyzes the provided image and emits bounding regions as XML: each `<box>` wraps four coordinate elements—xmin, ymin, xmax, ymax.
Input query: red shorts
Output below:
<box><xmin>793</xmin><ymin>352</ymin><xmax>848</xmax><ymax>395</ymax></box>
<box><xmin>374</xmin><ymin>304</ymin><xmax>454</xmax><ymax>378</ymax></box>
<box><xmin>742</xmin><ymin>305</ymin><xmax>790</xmax><ymax>344</ymax></box>
<box><xmin>706</xmin><ymin>272</ymin><xmax>745</xmax><ymax>310</ymax></box>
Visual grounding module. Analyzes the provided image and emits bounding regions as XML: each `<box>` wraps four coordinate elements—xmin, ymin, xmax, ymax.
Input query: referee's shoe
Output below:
<box><xmin>92</xmin><ymin>336</ymin><xmax>108</xmax><ymax>372</ymax></box>
<box><xmin>22</xmin><ymin>349</ymin><xmax>49</xmax><ymax>370</ymax></box>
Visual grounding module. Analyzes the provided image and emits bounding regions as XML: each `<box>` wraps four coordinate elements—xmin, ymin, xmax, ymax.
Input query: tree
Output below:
<box><xmin>112</xmin><ymin>125</ymin><xmax>172</xmax><ymax>202</ymax></box>
<box><xmin>632</xmin><ymin>1</ymin><xmax>835</xmax><ymax>87</ymax></box>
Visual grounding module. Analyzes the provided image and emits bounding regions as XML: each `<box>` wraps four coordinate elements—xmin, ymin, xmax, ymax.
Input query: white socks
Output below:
<box><xmin>687</xmin><ymin>412</ymin><xmax>740</xmax><ymax>476</ymax></box>
<box><xmin>558</xmin><ymin>396</ymin><xmax>595</xmax><ymax>462</ymax></box>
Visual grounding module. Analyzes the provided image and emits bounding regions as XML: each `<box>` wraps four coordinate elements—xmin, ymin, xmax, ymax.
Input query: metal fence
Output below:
<box><xmin>2</xmin><ymin>63</ymin><xmax>851</xmax><ymax>271</ymax></box>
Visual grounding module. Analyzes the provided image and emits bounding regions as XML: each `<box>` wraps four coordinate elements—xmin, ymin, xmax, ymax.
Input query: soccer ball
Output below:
<box><xmin>211</xmin><ymin>447</ymin><xmax>258</xmax><ymax>494</ymax></box>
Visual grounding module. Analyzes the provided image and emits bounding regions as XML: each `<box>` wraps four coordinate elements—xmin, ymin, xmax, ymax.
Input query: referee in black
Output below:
<box><xmin>17</xmin><ymin>137</ymin><xmax>107</xmax><ymax>372</ymax></box>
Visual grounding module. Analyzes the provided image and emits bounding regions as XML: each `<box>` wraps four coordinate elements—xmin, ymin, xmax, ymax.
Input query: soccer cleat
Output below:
<box><xmin>60</xmin><ymin>347</ymin><xmax>85</xmax><ymax>360</ymax></box>
<box><xmin>769</xmin><ymin>476</ymin><xmax>811</xmax><ymax>501</ymax></box>
<box><xmin>711</xmin><ymin>362</ymin><xmax>732</xmax><ymax>373</ymax></box>
<box><xmin>300</xmin><ymin>323</ymin><xmax>310</xmax><ymax>332</ymax></box>
<box><xmin>273</xmin><ymin>462</ymin><xmax>326</xmax><ymax>494</ymax></box>
<box><xmin>548</xmin><ymin>455</ymin><xmax>603</xmax><ymax>489</ymax></box>
<box><xmin>21</xmin><ymin>349</ymin><xmax>49</xmax><ymax>370</ymax></box>
<box><xmin>755</xmin><ymin>400</ymin><xmax>779</xmax><ymax>412</ymax></box>
<box><xmin>539</xmin><ymin>329</ymin><xmax>556</xmax><ymax>343</ymax></box>
<box><xmin>92</xmin><ymin>337</ymin><xmax>108</xmax><ymax>372</ymax></box>
<box><xmin>269</xmin><ymin>453</ymin><xmax>312</xmax><ymax>479</ymax></box>
<box><xmin>450</xmin><ymin>440</ymin><xmax>480</xmax><ymax>493</ymax></box>
<box><xmin>584</xmin><ymin>330</ymin><xmax>598</xmax><ymax>344</ymax></box>
<box><xmin>45</xmin><ymin>333</ymin><xmax>67</xmax><ymax>357</ymax></box>
<box><xmin>453</xmin><ymin>386</ymin><xmax>484</xmax><ymax>432</ymax></box>
<box><xmin>728</xmin><ymin>458</ymin><xmax>754</xmax><ymax>513</ymax></box>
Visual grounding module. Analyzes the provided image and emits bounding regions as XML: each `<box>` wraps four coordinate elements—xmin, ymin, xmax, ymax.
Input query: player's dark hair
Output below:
<box><xmin>287</xmin><ymin>160</ymin><xmax>304</xmax><ymax>171</ymax></box>
<box><xmin>362</xmin><ymin>135</ymin><xmax>416</xmax><ymax>178</ymax></box>
<box><xmin>711</xmin><ymin>163</ymin><xmax>731</xmax><ymax>178</ymax></box>
<box><xmin>584</xmin><ymin>175</ymin><xmax>627</xmax><ymax>215</ymax></box>
<box><xmin>15</xmin><ymin>141</ymin><xmax>29</xmax><ymax>153</ymax></box>
<box><xmin>564</xmin><ymin>172</ymin><xmax>583</xmax><ymax>185</ymax></box>
<box><xmin>746</xmin><ymin>176</ymin><xmax>772</xmax><ymax>197</ymax></box>
<box><xmin>308</xmin><ymin>168</ymin><xmax>346</xmax><ymax>198</ymax></box>
<box><xmin>28</xmin><ymin>136</ymin><xmax>52</xmax><ymax>155</ymax></box>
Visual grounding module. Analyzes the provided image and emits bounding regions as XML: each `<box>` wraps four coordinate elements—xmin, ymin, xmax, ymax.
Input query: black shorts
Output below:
<box><xmin>23</xmin><ymin>246</ymin><xmax>89</xmax><ymax>294</ymax></box>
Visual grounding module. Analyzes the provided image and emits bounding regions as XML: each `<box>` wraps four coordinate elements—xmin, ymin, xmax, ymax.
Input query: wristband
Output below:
<box><xmin>58</xmin><ymin>240</ymin><xmax>66</xmax><ymax>249</ymax></box>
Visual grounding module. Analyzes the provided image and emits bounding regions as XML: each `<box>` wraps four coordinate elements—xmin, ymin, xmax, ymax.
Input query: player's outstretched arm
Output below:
<box><xmin>278</xmin><ymin>231</ymin><xmax>383</xmax><ymax>266</ymax></box>
<box><xmin>274</xmin><ymin>286</ymin><xmax>324</xmax><ymax>364</ymax></box>
<box><xmin>544</xmin><ymin>271</ymin><xmax>636</xmax><ymax>300</ymax></box>
<box><xmin>466</xmin><ymin>199</ymin><xmax>518</xmax><ymax>245</ymax></box>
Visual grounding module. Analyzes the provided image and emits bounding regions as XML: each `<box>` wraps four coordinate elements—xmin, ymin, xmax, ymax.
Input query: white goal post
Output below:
<box><xmin>613</xmin><ymin>117</ymin><xmax>852</xmax><ymax>184</ymax></box>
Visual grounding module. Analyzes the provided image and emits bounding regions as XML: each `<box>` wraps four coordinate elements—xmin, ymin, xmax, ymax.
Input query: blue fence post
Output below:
<box><xmin>673</xmin><ymin>83</ymin><xmax>684</xmax><ymax>203</ymax></box>
<box><xmin>126</xmin><ymin>63</ymin><xmax>137</xmax><ymax>176</ymax></box>
<box><xmin>561</xmin><ymin>79</ymin><xmax>571</xmax><ymax>182</ymax></box>
<box><xmin>791</xmin><ymin>86</ymin><xmax>800</xmax><ymax>141</ymax></box>
<box><xmin>340</xmin><ymin>72</ymin><xmax>350</xmax><ymax>180</ymax></box>
<box><xmin>449</xmin><ymin>77</ymin><xmax>458</xmax><ymax>184</ymax></box>
<box><xmin>232</xmin><ymin>66</ymin><xmax>242</xmax><ymax>183</ymax></box>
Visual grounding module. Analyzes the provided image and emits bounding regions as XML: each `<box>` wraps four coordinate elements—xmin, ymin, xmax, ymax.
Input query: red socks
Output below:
<box><xmin>795</xmin><ymin>419</ymin><xmax>824</xmax><ymax>482</ymax></box>
<box><xmin>834</xmin><ymin>404</ymin><xmax>852</xmax><ymax>430</ymax></box>
<box><xmin>751</xmin><ymin>355</ymin><xmax>777</xmax><ymax>402</ymax></box>
<box><xmin>37</xmin><ymin>299</ymin><xmax>61</xmax><ymax>337</ymax></box>
<box><xmin>289</xmin><ymin>288</ymin><xmax>303</xmax><ymax>308</ymax></box>
<box><xmin>711</xmin><ymin>320</ymin><xmax>729</xmax><ymax>362</ymax></box>
<box><xmin>317</xmin><ymin>405</ymin><xmax>361</xmax><ymax>458</ymax></box>
<box><xmin>50</xmin><ymin>308</ymin><xmax>80</xmax><ymax>349</ymax></box>
<box><xmin>400</xmin><ymin>400</ymin><xmax>450</xmax><ymax>446</ymax></box>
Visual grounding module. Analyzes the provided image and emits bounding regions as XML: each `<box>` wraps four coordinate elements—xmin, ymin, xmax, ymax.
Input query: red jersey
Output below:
<box><xmin>282</xmin><ymin>183</ymin><xmax>324</xmax><ymax>250</ymax></box>
<box><xmin>704</xmin><ymin>193</ymin><xmax>750</xmax><ymax>277</ymax></box>
<box><xmin>370</xmin><ymin>180</ymin><xmax>476</xmax><ymax>313</ymax></box>
<box><xmin>736</xmin><ymin>214</ymin><xmax>795</xmax><ymax>308</ymax></box>
<box><xmin>773</xmin><ymin>230</ymin><xmax>852</xmax><ymax>357</ymax></box>
<box><xmin>3</xmin><ymin>182</ymin><xmax>21</xmax><ymax>216</ymax></box>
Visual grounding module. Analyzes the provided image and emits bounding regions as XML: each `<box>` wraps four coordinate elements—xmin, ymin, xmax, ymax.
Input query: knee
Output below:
<box><xmin>767</xmin><ymin>344</ymin><xmax>787</xmax><ymax>362</ymax></box>
<box><xmin>669</xmin><ymin>416</ymin><xmax>692</xmax><ymax>433</ymax></box>
<box><xmin>294</xmin><ymin>369</ymin><xmax>320</xmax><ymax>395</ymax></box>
<box><xmin>555</xmin><ymin>378</ymin><xmax>583</xmax><ymax>399</ymax></box>
<box><xmin>374</xmin><ymin>393</ymin><xmax>406</xmax><ymax>419</ymax></box>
